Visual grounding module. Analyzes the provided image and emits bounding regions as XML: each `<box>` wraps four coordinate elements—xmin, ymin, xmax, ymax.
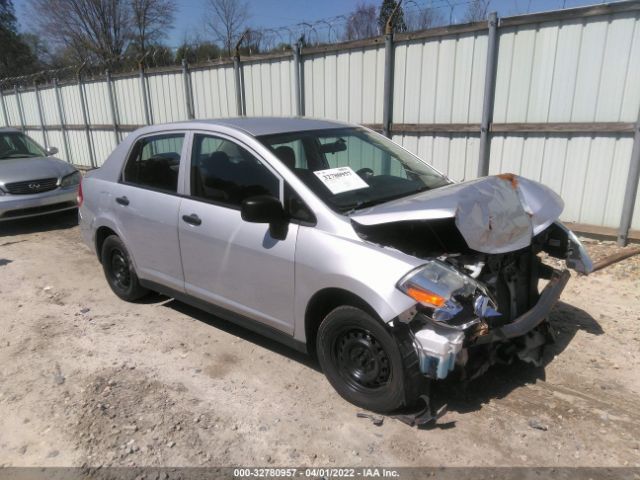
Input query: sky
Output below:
<box><xmin>13</xmin><ymin>0</ymin><xmax>609</xmax><ymax>48</ymax></box>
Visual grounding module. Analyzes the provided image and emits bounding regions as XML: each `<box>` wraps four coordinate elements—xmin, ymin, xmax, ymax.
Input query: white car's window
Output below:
<box><xmin>122</xmin><ymin>134</ymin><xmax>184</xmax><ymax>193</ymax></box>
<box><xmin>190</xmin><ymin>134</ymin><xmax>279</xmax><ymax>208</ymax></box>
<box><xmin>259</xmin><ymin>127</ymin><xmax>449</xmax><ymax>213</ymax></box>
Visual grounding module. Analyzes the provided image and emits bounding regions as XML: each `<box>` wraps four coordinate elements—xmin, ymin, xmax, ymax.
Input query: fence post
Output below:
<box><xmin>105</xmin><ymin>69</ymin><xmax>120</xmax><ymax>145</ymax></box>
<box><xmin>53</xmin><ymin>78</ymin><xmax>71</xmax><ymax>164</ymax></box>
<box><xmin>14</xmin><ymin>85</ymin><xmax>26</xmax><ymax>133</ymax></box>
<box><xmin>33</xmin><ymin>80</ymin><xmax>48</xmax><ymax>149</ymax></box>
<box><xmin>77</xmin><ymin>71</ymin><xmax>96</xmax><ymax>168</ymax></box>
<box><xmin>233</xmin><ymin>55</ymin><xmax>246</xmax><ymax>116</ymax></box>
<box><xmin>477</xmin><ymin>12</ymin><xmax>500</xmax><ymax>178</ymax></box>
<box><xmin>0</xmin><ymin>86</ymin><xmax>9</xmax><ymax>127</ymax></box>
<box><xmin>617</xmin><ymin>108</ymin><xmax>640</xmax><ymax>246</ymax></box>
<box><xmin>382</xmin><ymin>31</ymin><xmax>395</xmax><ymax>139</ymax></box>
<box><xmin>139</xmin><ymin>63</ymin><xmax>152</xmax><ymax>124</ymax></box>
<box><xmin>292</xmin><ymin>40</ymin><xmax>304</xmax><ymax>116</ymax></box>
<box><xmin>182</xmin><ymin>59</ymin><xmax>195</xmax><ymax>119</ymax></box>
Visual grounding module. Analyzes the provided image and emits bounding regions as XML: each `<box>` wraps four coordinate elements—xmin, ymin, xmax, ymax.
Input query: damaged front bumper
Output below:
<box><xmin>472</xmin><ymin>269</ymin><xmax>570</xmax><ymax>345</ymax></box>
<box><xmin>402</xmin><ymin>266</ymin><xmax>571</xmax><ymax>380</ymax></box>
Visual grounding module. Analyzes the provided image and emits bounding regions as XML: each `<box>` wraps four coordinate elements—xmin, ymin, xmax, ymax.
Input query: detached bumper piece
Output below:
<box><xmin>473</xmin><ymin>269</ymin><xmax>570</xmax><ymax>345</ymax></box>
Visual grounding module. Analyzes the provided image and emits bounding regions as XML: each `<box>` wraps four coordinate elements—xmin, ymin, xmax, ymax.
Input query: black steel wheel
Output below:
<box><xmin>101</xmin><ymin>235</ymin><xmax>148</xmax><ymax>301</ymax></box>
<box><xmin>334</xmin><ymin>328</ymin><xmax>391</xmax><ymax>390</ymax></box>
<box><xmin>317</xmin><ymin>305</ymin><xmax>422</xmax><ymax>413</ymax></box>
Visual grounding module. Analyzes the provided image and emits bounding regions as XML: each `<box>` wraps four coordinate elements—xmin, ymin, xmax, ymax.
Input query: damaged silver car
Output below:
<box><xmin>79</xmin><ymin>118</ymin><xmax>592</xmax><ymax>413</ymax></box>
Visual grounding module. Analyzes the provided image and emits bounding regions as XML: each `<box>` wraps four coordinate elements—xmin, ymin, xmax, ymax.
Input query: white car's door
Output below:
<box><xmin>178</xmin><ymin>133</ymin><xmax>298</xmax><ymax>334</ymax></box>
<box><xmin>112</xmin><ymin>132</ymin><xmax>187</xmax><ymax>292</ymax></box>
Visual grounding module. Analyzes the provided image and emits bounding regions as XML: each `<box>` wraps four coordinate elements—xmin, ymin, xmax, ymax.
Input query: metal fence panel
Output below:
<box><xmin>243</xmin><ymin>58</ymin><xmax>295</xmax><ymax>117</ymax></box>
<box><xmin>393</xmin><ymin>33</ymin><xmax>487</xmax><ymax>124</ymax></box>
<box><xmin>147</xmin><ymin>72</ymin><xmax>189</xmax><ymax>123</ymax></box>
<box><xmin>39</xmin><ymin>88</ymin><xmax>60</xmax><ymax>125</ymax></box>
<box><xmin>112</xmin><ymin>76</ymin><xmax>146</xmax><ymax>125</ymax></box>
<box><xmin>3</xmin><ymin>93</ymin><xmax>20</xmax><ymax>126</ymax></box>
<box><xmin>83</xmin><ymin>81</ymin><xmax>113</xmax><ymax>125</ymax></box>
<box><xmin>91</xmin><ymin>130</ymin><xmax>118</xmax><ymax>166</ymax></box>
<box><xmin>191</xmin><ymin>65</ymin><xmax>237</xmax><ymax>118</ymax></box>
<box><xmin>59</xmin><ymin>84</ymin><xmax>84</xmax><ymax>124</ymax></box>
<box><xmin>494</xmin><ymin>12</ymin><xmax>640</xmax><ymax>124</ymax></box>
<box><xmin>304</xmin><ymin>47</ymin><xmax>385</xmax><ymax>124</ymax></box>
<box><xmin>19</xmin><ymin>90</ymin><xmax>39</xmax><ymax>125</ymax></box>
<box><xmin>66</xmin><ymin>129</ymin><xmax>92</xmax><ymax>166</ymax></box>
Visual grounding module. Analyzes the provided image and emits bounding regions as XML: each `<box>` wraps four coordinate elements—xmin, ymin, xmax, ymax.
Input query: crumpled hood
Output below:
<box><xmin>0</xmin><ymin>157</ymin><xmax>75</xmax><ymax>185</ymax></box>
<box><xmin>351</xmin><ymin>174</ymin><xmax>564</xmax><ymax>254</ymax></box>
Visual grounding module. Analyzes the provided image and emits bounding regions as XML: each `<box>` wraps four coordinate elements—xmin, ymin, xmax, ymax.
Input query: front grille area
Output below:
<box><xmin>1</xmin><ymin>201</ymin><xmax>77</xmax><ymax>219</ymax></box>
<box><xmin>5</xmin><ymin>177</ymin><xmax>59</xmax><ymax>195</ymax></box>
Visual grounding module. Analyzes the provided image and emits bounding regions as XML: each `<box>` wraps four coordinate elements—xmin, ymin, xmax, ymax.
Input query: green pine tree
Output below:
<box><xmin>378</xmin><ymin>0</ymin><xmax>407</xmax><ymax>34</ymax></box>
<box><xmin>0</xmin><ymin>0</ymin><xmax>39</xmax><ymax>79</ymax></box>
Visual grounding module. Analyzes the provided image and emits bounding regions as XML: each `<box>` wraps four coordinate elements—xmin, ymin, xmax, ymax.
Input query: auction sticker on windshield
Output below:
<box><xmin>313</xmin><ymin>166</ymin><xmax>369</xmax><ymax>194</ymax></box>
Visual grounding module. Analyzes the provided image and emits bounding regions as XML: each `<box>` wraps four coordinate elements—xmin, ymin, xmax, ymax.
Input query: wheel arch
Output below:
<box><xmin>95</xmin><ymin>225</ymin><xmax>118</xmax><ymax>263</ymax></box>
<box><xmin>304</xmin><ymin>287</ymin><xmax>382</xmax><ymax>356</ymax></box>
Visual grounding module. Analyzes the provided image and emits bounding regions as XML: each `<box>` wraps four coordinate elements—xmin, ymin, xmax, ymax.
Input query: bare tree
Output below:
<box><xmin>130</xmin><ymin>0</ymin><xmax>177</xmax><ymax>56</ymax></box>
<box><xmin>463</xmin><ymin>0</ymin><xmax>491</xmax><ymax>22</ymax></box>
<box><xmin>28</xmin><ymin>0</ymin><xmax>131</xmax><ymax>63</ymax></box>
<box><xmin>206</xmin><ymin>0</ymin><xmax>249</xmax><ymax>56</ymax></box>
<box><xmin>344</xmin><ymin>2</ymin><xmax>378</xmax><ymax>41</ymax></box>
<box><xmin>407</xmin><ymin>7</ymin><xmax>444</xmax><ymax>31</ymax></box>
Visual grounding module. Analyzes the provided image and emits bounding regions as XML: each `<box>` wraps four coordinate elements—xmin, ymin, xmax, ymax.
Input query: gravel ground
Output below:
<box><xmin>1</xmin><ymin>211</ymin><xmax>639</xmax><ymax>468</ymax></box>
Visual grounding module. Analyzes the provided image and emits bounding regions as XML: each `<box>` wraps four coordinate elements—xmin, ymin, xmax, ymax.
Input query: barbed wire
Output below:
<box><xmin>0</xmin><ymin>0</ymin><xmax>598</xmax><ymax>88</ymax></box>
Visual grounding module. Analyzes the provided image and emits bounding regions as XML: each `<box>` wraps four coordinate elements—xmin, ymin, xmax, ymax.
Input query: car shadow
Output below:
<box><xmin>429</xmin><ymin>301</ymin><xmax>603</xmax><ymax>418</ymax></box>
<box><xmin>155</xmin><ymin>296</ymin><xmax>321</xmax><ymax>372</ymax></box>
<box><xmin>0</xmin><ymin>209</ymin><xmax>78</xmax><ymax>238</ymax></box>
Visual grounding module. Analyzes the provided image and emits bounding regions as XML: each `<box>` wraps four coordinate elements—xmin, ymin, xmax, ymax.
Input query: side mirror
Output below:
<box><xmin>46</xmin><ymin>146</ymin><xmax>59</xmax><ymax>156</ymax></box>
<box><xmin>241</xmin><ymin>195</ymin><xmax>285</xmax><ymax>224</ymax></box>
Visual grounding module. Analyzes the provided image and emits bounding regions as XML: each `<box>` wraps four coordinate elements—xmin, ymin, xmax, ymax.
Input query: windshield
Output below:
<box><xmin>258</xmin><ymin>127</ymin><xmax>450</xmax><ymax>213</ymax></box>
<box><xmin>0</xmin><ymin>131</ymin><xmax>47</xmax><ymax>160</ymax></box>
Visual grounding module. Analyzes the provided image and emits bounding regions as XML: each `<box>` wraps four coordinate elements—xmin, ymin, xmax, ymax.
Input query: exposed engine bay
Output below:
<box><xmin>350</xmin><ymin>174</ymin><xmax>593</xmax><ymax>382</ymax></box>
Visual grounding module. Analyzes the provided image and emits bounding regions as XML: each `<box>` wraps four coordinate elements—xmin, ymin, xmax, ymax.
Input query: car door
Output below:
<box><xmin>178</xmin><ymin>132</ymin><xmax>298</xmax><ymax>335</ymax></box>
<box><xmin>112</xmin><ymin>132</ymin><xmax>187</xmax><ymax>292</ymax></box>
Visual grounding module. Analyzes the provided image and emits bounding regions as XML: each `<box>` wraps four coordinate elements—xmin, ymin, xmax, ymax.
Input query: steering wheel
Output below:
<box><xmin>0</xmin><ymin>148</ymin><xmax>18</xmax><ymax>158</ymax></box>
<box><xmin>356</xmin><ymin>167</ymin><xmax>374</xmax><ymax>179</ymax></box>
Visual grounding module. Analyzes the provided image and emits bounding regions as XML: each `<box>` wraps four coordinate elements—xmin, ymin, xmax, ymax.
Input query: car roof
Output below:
<box><xmin>144</xmin><ymin>117</ymin><xmax>355</xmax><ymax>137</ymax></box>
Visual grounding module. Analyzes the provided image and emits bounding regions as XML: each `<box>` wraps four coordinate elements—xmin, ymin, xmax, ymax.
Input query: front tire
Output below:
<box><xmin>101</xmin><ymin>235</ymin><xmax>148</xmax><ymax>301</ymax></box>
<box><xmin>316</xmin><ymin>306</ymin><xmax>421</xmax><ymax>413</ymax></box>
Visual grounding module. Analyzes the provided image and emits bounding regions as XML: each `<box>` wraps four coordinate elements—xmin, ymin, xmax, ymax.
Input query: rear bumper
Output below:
<box><xmin>474</xmin><ymin>269</ymin><xmax>571</xmax><ymax>345</ymax></box>
<box><xmin>0</xmin><ymin>186</ymin><xmax>78</xmax><ymax>221</ymax></box>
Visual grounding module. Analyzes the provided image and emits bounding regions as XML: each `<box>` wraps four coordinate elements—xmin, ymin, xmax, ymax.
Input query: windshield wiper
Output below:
<box><xmin>342</xmin><ymin>186</ymin><xmax>432</xmax><ymax>215</ymax></box>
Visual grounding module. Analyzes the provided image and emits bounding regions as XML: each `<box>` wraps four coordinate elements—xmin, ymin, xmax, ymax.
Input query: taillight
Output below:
<box><xmin>77</xmin><ymin>180</ymin><xmax>83</xmax><ymax>207</ymax></box>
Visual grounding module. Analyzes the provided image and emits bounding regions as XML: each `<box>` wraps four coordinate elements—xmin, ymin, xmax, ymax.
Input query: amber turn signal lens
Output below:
<box><xmin>405</xmin><ymin>286</ymin><xmax>446</xmax><ymax>308</ymax></box>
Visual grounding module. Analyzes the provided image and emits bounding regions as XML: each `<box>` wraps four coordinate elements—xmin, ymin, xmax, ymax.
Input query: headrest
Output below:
<box><xmin>274</xmin><ymin>146</ymin><xmax>296</xmax><ymax>170</ymax></box>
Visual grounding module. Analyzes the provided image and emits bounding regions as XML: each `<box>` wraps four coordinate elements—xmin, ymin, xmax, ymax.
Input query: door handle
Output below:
<box><xmin>182</xmin><ymin>213</ymin><xmax>202</xmax><ymax>226</ymax></box>
<box><xmin>115</xmin><ymin>196</ymin><xmax>129</xmax><ymax>206</ymax></box>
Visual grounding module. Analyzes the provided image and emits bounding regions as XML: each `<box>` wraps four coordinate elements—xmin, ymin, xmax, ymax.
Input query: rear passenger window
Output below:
<box><xmin>190</xmin><ymin>134</ymin><xmax>280</xmax><ymax>208</ymax></box>
<box><xmin>123</xmin><ymin>134</ymin><xmax>184</xmax><ymax>192</ymax></box>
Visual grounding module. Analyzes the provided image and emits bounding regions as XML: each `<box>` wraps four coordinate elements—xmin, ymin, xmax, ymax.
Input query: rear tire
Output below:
<box><xmin>316</xmin><ymin>305</ymin><xmax>422</xmax><ymax>413</ymax></box>
<box><xmin>101</xmin><ymin>235</ymin><xmax>148</xmax><ymax>302</ymax></box>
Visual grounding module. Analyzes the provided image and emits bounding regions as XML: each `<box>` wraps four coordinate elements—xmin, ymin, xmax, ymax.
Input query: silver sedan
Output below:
<box><xmin>79</xmin><ymin>117</ymin><xmax>592</xmax><ymax>415</ymax></box>
<box><xmin>0</xmin><ymin>128</ymin><xmax>80</xmax><ymax>221</ymax></box>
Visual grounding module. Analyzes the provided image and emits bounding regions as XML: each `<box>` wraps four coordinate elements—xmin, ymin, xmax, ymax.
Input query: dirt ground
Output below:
<box><xmin>1</xmin><ymin>210</ymin><xmax>639</xmax><ymax>468</ymax></box>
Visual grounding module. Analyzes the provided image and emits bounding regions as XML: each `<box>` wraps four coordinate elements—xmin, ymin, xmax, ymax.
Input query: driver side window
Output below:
<box><xmin>190</xmin><ymin>134</ymin><xmax>280</xmax><ymax>208</ymax></box>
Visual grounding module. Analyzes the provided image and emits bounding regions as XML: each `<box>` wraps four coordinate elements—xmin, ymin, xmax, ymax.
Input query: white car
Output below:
<box><xmin>79</xmin><ymin>117</ymin><xmax>592</xmax><ymax>414</ymax></box>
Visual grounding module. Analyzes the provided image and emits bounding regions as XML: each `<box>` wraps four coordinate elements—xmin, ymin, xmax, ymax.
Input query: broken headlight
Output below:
<box><xmin>397</xmin><ymin>260</ymin><xmax>499</xmax><ymax>330</ymax></box>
